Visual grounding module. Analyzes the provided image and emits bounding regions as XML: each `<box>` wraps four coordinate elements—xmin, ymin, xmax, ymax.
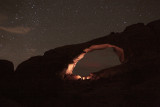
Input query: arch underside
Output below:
<box><xmin>65</xmin><ymin>44</ymin><xmax>125</xmax><ymax>80</ymax></box>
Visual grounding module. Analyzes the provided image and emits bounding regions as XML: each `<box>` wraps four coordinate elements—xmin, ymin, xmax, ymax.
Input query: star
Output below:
<box><xmin>123</xmin><ymin>21</ymin><xmax>127</xmax><ymax>24</ymax></box>
<box><xmin>0</xmin><ymin>0</ymin><xmax>160</xmax><ymax>74</ymax></box>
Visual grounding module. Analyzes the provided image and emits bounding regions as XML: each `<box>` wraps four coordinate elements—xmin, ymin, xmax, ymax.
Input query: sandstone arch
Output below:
<box><xmin>65</xmin><ymin>44</ymin><xmax>124</xmax><ymax>80</ymax></box>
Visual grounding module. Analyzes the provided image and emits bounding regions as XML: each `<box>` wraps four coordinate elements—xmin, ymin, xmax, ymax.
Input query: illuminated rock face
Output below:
<box><xmin>65</xmin><ymin>44</ymin><xmax>124</xmax><ymax>79</ymax></box>
<box><xmin>15</xmin><ymin>19</ymin><xmax>160</xmax><ymax>80</ymax></box>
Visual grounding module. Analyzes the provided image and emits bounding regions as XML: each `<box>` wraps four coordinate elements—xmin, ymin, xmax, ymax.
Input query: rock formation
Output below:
<box><xmin>0</xmin><ymin>19</ymin><xmax>160</xmax><ymax>107</ymax></box>
<box><xmin>14</xmin><ymin>19</ymin><xmax>160</xmax><ymax>80</ymax></box>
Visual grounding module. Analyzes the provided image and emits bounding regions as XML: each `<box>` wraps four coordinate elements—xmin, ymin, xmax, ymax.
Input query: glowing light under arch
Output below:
<box><xmin>65</xmin><ymin>44</ymin><xmax>124</xmax><ymax>80</ymax></box>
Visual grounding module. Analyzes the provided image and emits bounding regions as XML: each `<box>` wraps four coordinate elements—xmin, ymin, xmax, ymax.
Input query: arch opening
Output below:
<box><xmin>74</xmin><ymin>48</ymin><xmax>121</xmax><ymax>76</ymax></box>
<box><xmin>65</xmin><ymin>44</ymin><xmax>124</xmax><ymax>80</ymax></box>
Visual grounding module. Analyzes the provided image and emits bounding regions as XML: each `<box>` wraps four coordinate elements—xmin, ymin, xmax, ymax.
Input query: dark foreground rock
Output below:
<box><xmin>0</xmin><ymin>60</ymin><xmax>14</xmax><ymax>78</ymax></box>
<box><xmin>0</xmin><ymin>19</ymin><xmax>160</xmax><ymax>107</ymax></box>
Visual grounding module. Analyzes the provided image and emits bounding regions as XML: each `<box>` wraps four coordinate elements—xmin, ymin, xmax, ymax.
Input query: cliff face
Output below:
<box><xmin>14</xmin><ymin>19</ymin><xmax>160</xmax><ymax>80</ymax></box>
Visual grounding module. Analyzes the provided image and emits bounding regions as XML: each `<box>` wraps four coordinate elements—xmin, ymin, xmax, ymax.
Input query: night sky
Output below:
<box><xmin>0</xmin><ymin>0</ymin><xmax>160</xmax><ymax>74</ymax></box>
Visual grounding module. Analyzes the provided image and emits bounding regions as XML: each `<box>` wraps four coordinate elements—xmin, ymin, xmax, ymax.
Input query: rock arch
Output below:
<box><xmin>65</xmin><ymin>44</ymin><xmax>124</xmax><ymax>80</ymax></box>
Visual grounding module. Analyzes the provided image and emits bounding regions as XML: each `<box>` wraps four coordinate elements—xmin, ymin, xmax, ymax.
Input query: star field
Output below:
<box><xmin>0</xmin><ymin>0</ymin><xmax>160</xmax><ymax>68</ymax></box>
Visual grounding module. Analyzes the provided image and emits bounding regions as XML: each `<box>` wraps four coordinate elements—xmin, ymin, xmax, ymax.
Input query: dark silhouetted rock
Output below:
<box><xmin>0</xmin><ymin>60</ymin><xmax>14</xmax><ymax>78</ymax></box>
<box><xmin>0</xmin><ymin>19</ymin><xmax>160</xmax><ymax>107</ymax></box>
<box><xmin>14</xmin><ymin>19</ymin><xmax>160</xmax><ymax>80</ymax></box>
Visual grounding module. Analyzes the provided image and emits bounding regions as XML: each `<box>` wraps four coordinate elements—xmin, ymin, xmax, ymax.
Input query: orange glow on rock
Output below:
<box><xmin>84</xmin><ymin>44</ymin><xmax>124</xmax><ymax>62</ymax></box>
<box><xmin>65</xmin><ymin>43</ymin><xmax>124</xmax><ymax>80</ymax></box>
<box><xmin>86</xmin><ymin>76</ymin><xmax>91</xmax><ymax>80</ymax></box>
<box><xmin>66</xmin><ymin>53</ymin><xmax>86</xmax><ymax>74</ymax></box>
<box><xmin>75</xmin><ymin>75</ymin><xmax>81</xmax><ymax>80</ymax></box>
<box><xmin>66</xmin><ymin>64</ymin><xmax>74</xmax><ymax>74</ymax></box>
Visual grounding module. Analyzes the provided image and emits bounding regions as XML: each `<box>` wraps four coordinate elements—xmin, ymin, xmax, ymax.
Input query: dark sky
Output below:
<box><xmin>0</xmin><ymin>0</ymin><xmax>160</xmax><ymax>74</ymax></box>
